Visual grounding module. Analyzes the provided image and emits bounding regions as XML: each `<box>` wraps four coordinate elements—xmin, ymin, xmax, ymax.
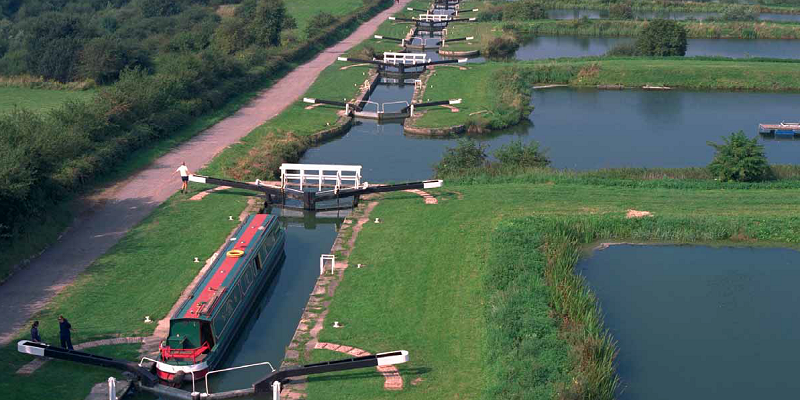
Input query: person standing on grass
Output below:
<box><xmin>31</xmin><ymin>321</ymin><xmax>42</xmax><ymax>343</ymax></box>
<box><xmin>173</xmin><ymin>162</ymin><xmax>191</xmax><ymax>194</ymax></box>
<box><xmin>58</xmin><ymin>315</ymin><xmax>74</xmax><ymax>350</ymax></box>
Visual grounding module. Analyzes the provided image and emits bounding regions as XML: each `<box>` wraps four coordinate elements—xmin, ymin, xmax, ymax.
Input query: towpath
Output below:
<box><xmin>0</xmin><ymin>0</ymin><xmax>410</xmax><ymax>345</ymax></box>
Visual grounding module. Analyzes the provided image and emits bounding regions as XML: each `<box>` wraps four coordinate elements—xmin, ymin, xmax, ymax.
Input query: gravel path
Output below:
<box><xmin>0</xmin><ymin>1</ymin><xmax>410</xmax><ymax>345</ymax></box>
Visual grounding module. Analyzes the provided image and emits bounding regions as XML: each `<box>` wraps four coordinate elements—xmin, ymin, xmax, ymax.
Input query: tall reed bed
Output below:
<box><xmin>488</xmin><ymin>213</ymin><xmax>800</xmax><ymax>399</ymax></box>
<box><xmin>442</xmin><ymin>164</ymin><xmax>800</xmax><ymax>189</ymax></box>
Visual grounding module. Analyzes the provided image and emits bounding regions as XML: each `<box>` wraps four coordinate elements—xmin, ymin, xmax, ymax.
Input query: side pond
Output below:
<box><xmin>547</xmin><ymin>8</ymin><xmax>800</xmax><ymax>23</ymax></box>
<box><xmin>301</xmin><ymin>86</ymin><xmax>800</xmax><ymax>175</ymax></box>
<box><xmin>516</xmin><ymin>36</ymin><xmax>800</xmax><ymax>59</ymax></box>
<box><xmin>577</xmin><ymin>244</ymin><xmax>800</xmax><ymax>400</ymax></box>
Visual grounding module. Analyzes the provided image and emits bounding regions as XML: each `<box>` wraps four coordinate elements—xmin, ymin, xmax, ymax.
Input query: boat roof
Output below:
<box><xmin>175</xmin><ymin>214</ymin><xmax>275</xmax><ymax>320</ymax></box>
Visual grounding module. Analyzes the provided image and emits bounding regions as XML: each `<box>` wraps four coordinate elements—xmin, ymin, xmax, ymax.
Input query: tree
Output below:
<box><xmin>609</xmin><ymin>2</ymin><xmax>634</xmax><ymax>20</ymax></box>
<box><xmin>635</xmin><ymin>19</ymin><xmax>687</xmax><ymax>56</ymax></box>
<box><xmin>434</xmin><ymin>139</ymin><xmax>488</xmax><ymax>176</ymax></box>
<box><xmin>79</xmin><ymin>37</ymin><xmax>151</xmax><ymax>83</ymax></box>
<box><xmin>305</xmin><ymin>12</ymin><xmax>337</xmax><ymax>39</ymax></box>
<box><xmin>494</xmin><ymin>140</ymin><xmax>550</xmax><ymax>168</ymax></box>
<box><xmin>21</xmin><ymin>12</ymin><xmax>92</xmax><ymax>82</ymax></box>
<box><xmin>503</xmin><ymin>0</ymin><xmax>547</xmax><ymax>20</ymax></box>
<box><xmin>707</xmin><ymin>131</ymin><xmax>770</xmax><ymax>182</ymax></box>
<box><xmin>483</xmin><ymin>37</ymin><xmax>519</xmax><ymax>61</ymax></box>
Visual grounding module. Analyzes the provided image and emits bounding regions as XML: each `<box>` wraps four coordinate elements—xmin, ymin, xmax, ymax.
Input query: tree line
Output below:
<box><xmin>0</xmin><ymin>0</ymin><xmax>393</xmax><ymax>263</ymax></box>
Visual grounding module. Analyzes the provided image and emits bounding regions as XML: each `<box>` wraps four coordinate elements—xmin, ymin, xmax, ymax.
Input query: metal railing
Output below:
<box><xmin>204</xmin><ymin>361</ymin><xmax>276</xmax><ymax>395</ymax></box>
<box><xmin>381</xmin><ymin>101</ymin><xmax>410</xmax><ymax>114</ymax></box>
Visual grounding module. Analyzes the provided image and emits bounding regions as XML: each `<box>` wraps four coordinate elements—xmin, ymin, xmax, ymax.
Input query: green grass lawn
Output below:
<box><xmin>287</xmin><ymin>0</ymin><xmax>367</xmax><ymax>38</ymax></box>
<box><xmin>0</xmin><ymin>87</ymin><xmax>94</xmax><ymax>113</ymax></box>
<box><xmin>0</xmin><ymin>344</ymin><xmax>143</xmax><ymax>400</ymax></box>
<box><xmin>304</xmin><ymin>176</ymin><xmax>800</xmax><ymax>399</ymax></box>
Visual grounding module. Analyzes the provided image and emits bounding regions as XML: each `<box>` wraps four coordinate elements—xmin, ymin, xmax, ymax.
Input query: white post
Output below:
<box><xmin>108</xmin><ymin>377</ymin><xmax>116</xmax><ymax>400</ymax></box>
<box><xmin>320</xmin><ymin>255</ymin><xmax>336</xmax><ymax>275</ymax></box>
<box><xmin>410</xmin><ymin>105</ymin><xmax>415</xmax><ymax>117</ymax></box>
<box><xmin>345</xmin><ymin>103</ymin><xmax>350</xmax><ymax>115</ymax></box>
<box><xmin>272</xmin><ymin>381</ymin><xmax>281</xmax><ymax>400</ymax></box>
<box><xmin>299</xmin><ymin>169</ymin><xmax>304</xmax><ymax>191</ymax></box>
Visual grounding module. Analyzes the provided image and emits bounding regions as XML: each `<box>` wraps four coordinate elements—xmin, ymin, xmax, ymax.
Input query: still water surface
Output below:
<box><xmin>516</xmin><ymin>36</ymin><xmax>800</xmax><ymax>59</ymax></box>
<box><xmin>302</xmin><ymin>86</ymin><xmax>800</xmax><ymax>174</ymax></box>
<box><xmin>577</xmin><ymin>245</ymin><xmax>800</xmax><ymax>400</ymax></box>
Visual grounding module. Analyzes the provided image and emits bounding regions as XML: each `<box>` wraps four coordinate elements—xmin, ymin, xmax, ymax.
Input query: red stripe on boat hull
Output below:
<box><xmin>183</xmin><ymin>214</ymin><xmax>269</xmax><ymax>319</ymax></box>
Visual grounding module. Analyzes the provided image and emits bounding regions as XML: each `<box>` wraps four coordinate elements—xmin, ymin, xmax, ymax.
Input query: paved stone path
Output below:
<box><xmin>403</xmin><ymin>189</ymin><xmax>438</xmax><ymax>204</ymax></box>
<box><xmin>16</xmin><ymin>337</ymin><xmax>145</xmax><ymax>375</ymax></box>
<box><xmin>314</xmin><ymin>342</ymin><xmax>403</xmax><ymax>390</ymax></box>
<box><xmin>0</xmin><ymin>0</ymin><xmax>412</xmax><ymax>345</ymax></box>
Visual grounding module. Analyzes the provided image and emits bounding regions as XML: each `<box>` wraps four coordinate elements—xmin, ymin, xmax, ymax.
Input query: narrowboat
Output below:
<box><xmin>758</xmin><ymin>122</ymin><xmax>800</xmax><ymax>136</ymax></box>
<box><xmin>155</xmin><ymin>214</ymin><xmax>285</xmax><ymax>383</ymax></box>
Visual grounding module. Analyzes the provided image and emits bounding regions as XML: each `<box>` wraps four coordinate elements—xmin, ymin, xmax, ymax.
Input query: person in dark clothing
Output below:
<box><xmin>58</xmin><ymin>315</ymin><xmax>74</xmax><ymax>350</ymax></box>
<box><xmin>31</xmin><ymin>321</ymin><xmax>42</xmax><ymax>342</ymax></box>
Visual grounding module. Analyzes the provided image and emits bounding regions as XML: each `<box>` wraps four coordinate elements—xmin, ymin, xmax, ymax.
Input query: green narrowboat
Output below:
<box><xmin>156</xmin><ymin>214</ymin><xmax>285</xmax><ymax>382</ymax></box>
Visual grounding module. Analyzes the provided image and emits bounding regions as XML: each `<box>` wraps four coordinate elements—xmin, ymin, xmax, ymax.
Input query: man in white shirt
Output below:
<box><xmin>173</xmin><ymin>162</ymin><xmax>191</xmax><ymax>194</ymax></box>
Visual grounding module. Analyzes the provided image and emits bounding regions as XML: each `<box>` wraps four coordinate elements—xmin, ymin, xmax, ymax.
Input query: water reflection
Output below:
<box><xmin>516</xmin><ymin>36</ymin><xmax>800</xmax><ymax>60</ymax></box>
<box><xmin>578</xmin><ymin>245</ymin><xmax>800</xmax><ymax>400</ymax></box>
<box><xmin>546</xmin><ymin>8</ymin><xmax>800</xmax><ymax>23</ymax></box>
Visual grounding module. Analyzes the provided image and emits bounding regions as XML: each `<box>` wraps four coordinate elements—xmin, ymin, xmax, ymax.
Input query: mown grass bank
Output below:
<box><xmin>0</xmin><ymin>87</ymin><xmax>95</xmax><ymax>113</ymax></box>
<box><xmin>303</xmin><ymin>174</ymin><xmax>800</xmax><ymax>399</ymax></box>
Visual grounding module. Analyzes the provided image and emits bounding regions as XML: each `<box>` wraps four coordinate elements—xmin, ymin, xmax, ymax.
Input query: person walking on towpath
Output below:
<box><xmin>58</xmin><ymin>315</ymin><xmax>74</xmax><ymax>350</ymax></box>
<box><xmin>30</xmin><ymin>321</ymin><xmax>41</xmax><ymax>343</ymax></box>
<box><xmin>173</xmin><ymin>162</ymin><xmax>192</xmax><ymax>194</ymax></box>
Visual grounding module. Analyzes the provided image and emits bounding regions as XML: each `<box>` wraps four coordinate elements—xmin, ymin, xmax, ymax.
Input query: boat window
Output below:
<box><xmin>213</xmin><ymin>297</ymin><xmax>236</xmax><ymax>337</ymax></box>
<box><xmin>254</xmin><ymin>254</ymin><xmax>262</xmax><ymax>270</ymax></box>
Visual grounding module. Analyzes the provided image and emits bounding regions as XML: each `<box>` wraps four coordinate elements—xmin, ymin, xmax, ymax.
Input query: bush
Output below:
<box><xmin>434</xmin><ymin>139</ymin><xmax>488</xmax><ymax>176</ymax></box>
<box><xmin>707</xmin><ymin>131</ymin><xmax>770</xmax><ymax>182</ymax></box>
<box><xmin>477</xmin><ymin>5</ymin><xmax>504</xmax><ymax>22</ymax></box>
<box><xmin>605</xmin><ymin>42</ymin><xmax>638</xmax><ymax>56</ymax></box>
<box><xmin>483</xmin><ymin>36</ymin><xmax>519</xmax><ymax>61</ymax></box>
<box><xmin>503</xmin><ymin>0</ymin><xmax>547</xmax><ymax>20</ymax></box>
<box><xmin>609</xmin><ymin>2</ymin><xmax>634</xmax><ymax>19</ymax></box>
<box><xmin>305</xmin><ymin>12</ymin><xmax>338</xmax><ymax>39</ymax></box>
<box><xmin>717</xmin><ymin>7</ymin><xmax>758</xmax><ymax>21</ymax></box>
<box><xmin>494</xmin><ymin>140</ymin><xmax>550</xmax><ymax>168</ymax></box>
<box><xmin>635</xmin><ymin>19</ymin><xmax>687</xmax><ymax>56</ymax></box>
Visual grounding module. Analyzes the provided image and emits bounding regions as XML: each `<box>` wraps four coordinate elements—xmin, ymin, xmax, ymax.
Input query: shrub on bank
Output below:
<box><xmin>477</xmin><ymin>0</ymin><xmax>547</xmax><ymax>21</ymax></box>
<box><xmin>494</xmin><ymin>140</ymin><xmax>551</xmax><ymax>168</ymax></box>
<box><xmin>434</xmin><ymin>139</ymin><xmax>489</xmax><ymax>176</ymax></box>
<box><xmin>609</xmin><ymin>2</ymin><xmax>634</xmax><ymax>19</ymax></box>
<box><xmin>707</xmin><ymin>131</ymin><xmax>770</xmax><ymax>182</ymax></box>
<box><xmin>483</xmin><ymin>37</ymin><xmax>519</xmax><ymax>61</ymax></box>
<box><xmin>636</xmin><ymin>19</ymin><xmax>688</xmax><ymax>56</ymax></box>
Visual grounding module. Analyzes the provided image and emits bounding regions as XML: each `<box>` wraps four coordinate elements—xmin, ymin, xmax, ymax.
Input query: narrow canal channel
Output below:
<box><xmin>577</xmin><ymin>245</ymin><xmax>800</xmax><ymax>400</ymax></box>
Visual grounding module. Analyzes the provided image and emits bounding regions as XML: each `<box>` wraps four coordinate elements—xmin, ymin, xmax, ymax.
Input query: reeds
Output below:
<box><xmin>487</xmin><ymin>212</ymin><xmax>800</xmax><ymax>399</ymax></box>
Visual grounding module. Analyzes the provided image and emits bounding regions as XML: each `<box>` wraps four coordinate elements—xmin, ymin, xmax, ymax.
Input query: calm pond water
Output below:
<box><xmin>547</xmin><ymin>8</ymin><xmax>800</xmax><ymax>22</ymax></box>
<box><xmin>527</xmin><ymin>88</ymin><xmax>800</xmax><ymax>169</ymax></box>
<box><xmin>516</xmin><ymin>35</ymin><xmax>800</xmax><ymax>59</ymax></box>
<box><xmin>302</xmin><ymin>87</ymin><xmax>800</xmax><ymax>175</ymax></box>
<box><xmin>577</xmin><ymin>245</ymin><xmax>800</xmax><ymax>400</ymax></box>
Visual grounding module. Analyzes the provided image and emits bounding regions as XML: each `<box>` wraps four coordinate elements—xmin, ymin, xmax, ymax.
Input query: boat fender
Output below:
<box><xmin>227</xmin><ymin>249</ymin><xmax>245</xmax><ymax>258</ymax></box>
<box><xmin>171</xmin><ymin>370</ymin><xmax>185</xmax><ymax>387</ymax></box>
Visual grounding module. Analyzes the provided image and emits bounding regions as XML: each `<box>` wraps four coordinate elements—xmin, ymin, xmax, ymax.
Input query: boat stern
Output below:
<box><xmin>155</xmin><ymin>360</ymin><xmax>209</xmax><ymax>382</ymax></box>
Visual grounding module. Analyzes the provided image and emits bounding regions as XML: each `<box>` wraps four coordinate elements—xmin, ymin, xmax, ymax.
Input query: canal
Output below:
<box><xmin>577</xmin><ymin>244</ymin><xmax>800</xmax><ymax>400</ymax></box>
<box><xmin>173</xmin><ymin>10</ymin><xmax>800</xmax><ymax>396</ymax></box>
<box><xmin>516</xmin><ymin>35</ymin><xmax>800</xmax><ymax>59</ymax></box>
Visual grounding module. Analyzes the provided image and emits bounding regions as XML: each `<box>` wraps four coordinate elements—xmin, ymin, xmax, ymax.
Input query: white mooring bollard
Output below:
<box><xmin>320</xmin><ymin>254</ymin><xmax>336</xmax><ymax>275</ymax></box>
<box><xmin>108</xmin><ymin>377</ymin><xmax>116</xmax><ymax>400</ymax></box>
<box><xmin>272</xmin><ymin>381</ymin><xmax>281</xmax><ymax>400</ymax></box>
